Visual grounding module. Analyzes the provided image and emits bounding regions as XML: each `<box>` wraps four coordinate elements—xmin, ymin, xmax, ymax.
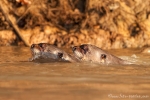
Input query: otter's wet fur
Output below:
<box><xmin>29</xmin><ymin>43</ymin><xmax>79</xmax><ymax>62</ymax></box>
<box><xmin>72</xmin><ymin>44</ymin><xmax>133</xmax><ymax>65</ymax></box>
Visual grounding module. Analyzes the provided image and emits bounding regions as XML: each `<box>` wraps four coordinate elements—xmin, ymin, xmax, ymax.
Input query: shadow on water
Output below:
<box><xmin>0</xmin><ymin>46</ymin><xmax>150</xmax><ymax>100</ymax></box>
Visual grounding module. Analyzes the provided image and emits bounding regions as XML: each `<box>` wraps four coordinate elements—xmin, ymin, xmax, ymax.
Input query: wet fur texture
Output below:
<box><xmin>72</xmin><ymin>44</ymin><xmax>132</xmax><ymax>65</ymax></box>
<box><xmin>29</xmin><ymin>43</ymin><xmax>79</xmax><ymax>62</ymax></box>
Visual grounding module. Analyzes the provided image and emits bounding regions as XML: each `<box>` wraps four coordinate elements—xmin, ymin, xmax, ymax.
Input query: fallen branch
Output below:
<box><xmin>0</xmin><ymin>0</ymin><xmax>30</xmax><ymax>46</ymax></box>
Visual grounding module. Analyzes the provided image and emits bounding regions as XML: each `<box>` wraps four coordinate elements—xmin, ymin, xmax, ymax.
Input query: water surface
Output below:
<box><xmin>0</xmin><ymin>46</ymin><xmax>150</xmax><ymax>100</ymax></box>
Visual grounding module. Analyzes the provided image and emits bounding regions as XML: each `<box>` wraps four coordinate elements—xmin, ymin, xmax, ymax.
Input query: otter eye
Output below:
<box><xmin>72</xmin><ymin>46</ymin><xmax>77</xmax><ymax>51</ymax></box>
<box><xmin>101</xmin><ymin>54</ymin><xmax>106</xmax><ymax>59</ymax></box>
<box><xmin>58</xmin><ymin>53</ymin><xmax>63</xmax><ymax>58</ymax></box>
<box><xmin>31</xmin><ymin>44</ymin><xmax>35</xmax><ymax>48</ymax></box>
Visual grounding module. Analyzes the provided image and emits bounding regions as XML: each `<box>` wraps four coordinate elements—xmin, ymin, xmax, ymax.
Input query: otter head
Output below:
<box><xmin>40</xmin><ymin>43</ymin><xmax>64</xmax><ymax>58</ymax></box>
<box><xmin>72</xmin><ymin>44</ymin><xmax>89</xmax><ymax>60</ymax></box>
<box><xmin>29</xmin><ymin>43</ymin><xmax>45</xmax><ymax>61</ymax></box>
<box><xmin>30</xmin><ymin>44</ymin><xmax>43</xmax><ymax>56</ymax></box>
<box><xmin>38</xmin><ymin>43</ymin><xmax>48</xmax><ymax>52</ymax></box>
<box><xmin>38</xmin><ymin>43</ymin><xmax>65</xmax><ymax>60</ymax></box>
<box><xmin>30</xmin><ymin>43</ymin><xmax>65</xmax><ymax>61</ymax></box>
<box><xmin>30</xmin><ymin>43</ymin><xmax>49</xmax><ymax>54</ymax></box>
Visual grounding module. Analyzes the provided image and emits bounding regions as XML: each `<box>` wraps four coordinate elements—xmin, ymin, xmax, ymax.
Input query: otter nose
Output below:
<box><xmin>72</xmin><ymin>46</ymin><xmax>77</xmax><ymax>51</ymax></box>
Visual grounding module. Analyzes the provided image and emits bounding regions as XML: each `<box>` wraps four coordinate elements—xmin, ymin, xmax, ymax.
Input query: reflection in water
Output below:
<box><xmin>0</xmin><ymin>46</ymin><xmax>150</xmax><ymax>100</ymax></box>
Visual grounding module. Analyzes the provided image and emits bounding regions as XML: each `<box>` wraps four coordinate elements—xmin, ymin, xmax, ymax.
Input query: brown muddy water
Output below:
<box><xmin>0</xmin><ymin>46</ymin><xmax>150</xmax><ymax>100</ymax></box>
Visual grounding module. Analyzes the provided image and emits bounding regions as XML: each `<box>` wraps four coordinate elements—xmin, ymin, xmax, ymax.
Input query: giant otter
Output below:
<box><xmin>29</xmin><ymin>43</ymin><xmax>79</xmax><ymax>62</ymax></box>
<box><xmin>72</xmin><ymin>44</ymin><xmax>132</xmax><ymax>65</ymax></box>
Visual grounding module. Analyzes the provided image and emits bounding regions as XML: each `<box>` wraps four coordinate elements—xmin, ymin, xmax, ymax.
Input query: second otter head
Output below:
<box><xmin>72</xmin><ymin>44</ymin><xmax>89</xmax><ymax>59</ymax></box>
<box><xmin>72</xmin><ymin>44</ymin><xmax>108</xmax><ymax>64</ymax></box>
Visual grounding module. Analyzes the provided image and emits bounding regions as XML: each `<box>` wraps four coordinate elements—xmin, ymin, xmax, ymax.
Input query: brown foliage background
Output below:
<box><xmin>0</xmin><ymin>0</ymin><xmax>150</xmax><ymax>49</ymax></box>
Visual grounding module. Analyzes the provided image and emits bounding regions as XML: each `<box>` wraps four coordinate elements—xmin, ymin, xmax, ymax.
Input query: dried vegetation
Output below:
<box><xmin>0</xmin><ymin>0</ymin><xmax>150</xmax><ymax>49</ymax></box>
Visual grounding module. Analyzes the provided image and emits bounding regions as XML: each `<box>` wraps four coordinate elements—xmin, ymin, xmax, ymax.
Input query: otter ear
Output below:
<box><xmin>58</xmin><ymin>53</ymin><xmax>63</xmax><ymax>58</ymax></box>
<box><xmin>101</xmin><ymin>54</ymin><xmax>106</xmax><ymax>59</ymax></box>
<box><xmin>38</xmin><ymin>43</ymin><xmax>47</xmax><ymax>48</ymax></box>
<box><xmin>38</xmin><ymin>43</ymin><xmax>43</xmax><ymax>48</ymax></box>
